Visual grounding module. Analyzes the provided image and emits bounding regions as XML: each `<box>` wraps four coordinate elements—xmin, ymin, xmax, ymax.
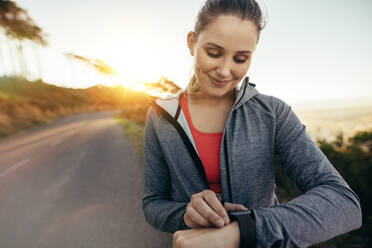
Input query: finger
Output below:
<box><xmin>237</xmin><ymin>204</ymin><xmax>249</xmax><ymax>210</ymax></box>
<box><xmin>224</xmin><ymin>202</ymin><xmax>249</xmax><ymax>212</ymax></box>
<box><xmin>185</xmin><ymin>206</ymin><xmax>212</xmax><ymax>228</ymax></box>
<box><xmin>224</xmin><ymin>202</ymin><xmax>249</xmax><ymax>211</ymax></box>
<box><xmin>202</xmin><ymin>191</ymin><xmax>230</xmax><ymax>224</ymax></box>
<box><xmin>192</xmin><ymin>194</ymin><xmax>226</xmax><ymax>228</ymax></box>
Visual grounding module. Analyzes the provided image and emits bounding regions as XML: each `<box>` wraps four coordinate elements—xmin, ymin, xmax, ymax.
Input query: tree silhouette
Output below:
<box><xmin>142</xmin><ymin>77</ymin><xmax>181</xmax><ymax>96</ymax></box>
<box><xmin>0</xmin><ymin>0</ymin><xmax>48</xmax><ymax>77</ymax></box>
<box><xmin>64</xmin><ymin>53</ymin><xmax>117</xmax><ymax>86</ymax></box>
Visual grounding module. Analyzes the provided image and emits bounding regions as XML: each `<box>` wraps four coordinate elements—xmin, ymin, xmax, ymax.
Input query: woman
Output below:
<box><xmin>142</xmin><ymin>0</ymin><xmax>362</xmax><ymax>247</ymax></box>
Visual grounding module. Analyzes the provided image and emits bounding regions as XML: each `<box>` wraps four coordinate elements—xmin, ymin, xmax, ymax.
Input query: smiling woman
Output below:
<box><xmin>142</xmin><ymin>0</ymin><xmax>362</xmax><ymax>247</ymax></box>
<box><xmin>186</xmin><ymin>14</ymin><xmax>258</xmax><ymax>101</ymax></box>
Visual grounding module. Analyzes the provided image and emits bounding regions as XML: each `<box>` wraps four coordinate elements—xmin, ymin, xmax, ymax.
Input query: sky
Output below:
<box><xmin>2</xmin><ymin>0</ymin><xmax>372</xmax><ymax>105</ymax></box>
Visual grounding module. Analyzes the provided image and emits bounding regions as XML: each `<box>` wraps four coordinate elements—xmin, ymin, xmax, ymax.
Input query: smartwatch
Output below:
<box><xmin>228</xmin><ymin>210</ymin><xmax>256</xmax><ymax>248</ymax></box>
<box><xmin>228</xmin><ymin>210</ymin><xmax>252</xmax><ymax>221</ymax></box>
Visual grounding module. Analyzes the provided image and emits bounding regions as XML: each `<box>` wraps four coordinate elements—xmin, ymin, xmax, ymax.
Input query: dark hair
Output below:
<box><xmin>194</xmin><ymin>0</ymin><xmax>266</xmax><ymax>42</ymax></box>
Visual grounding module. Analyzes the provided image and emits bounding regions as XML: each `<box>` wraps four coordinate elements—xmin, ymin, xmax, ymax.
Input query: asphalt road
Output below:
<box><xmin>0</xmin><ymin>111</ymin><xmax>171</xmax><ymax>248</ymax></box>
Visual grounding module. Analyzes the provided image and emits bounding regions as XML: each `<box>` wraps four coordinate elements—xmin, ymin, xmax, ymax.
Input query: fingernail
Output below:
<box><xmin>217</xmin><ymin>220</ymin><xmax>224</xmax><ymax>227</ymax></box>
<box><xmin>224</xmin><ymin>216</ymin><xmax>230</xmax><ymax>225</ymax></box>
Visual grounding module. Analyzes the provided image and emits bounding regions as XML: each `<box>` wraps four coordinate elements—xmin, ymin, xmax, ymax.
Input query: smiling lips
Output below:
<box><xmin>209</xmin><ymin>76</ymin><xmax>232</xmax><ymax>86</ymax></box>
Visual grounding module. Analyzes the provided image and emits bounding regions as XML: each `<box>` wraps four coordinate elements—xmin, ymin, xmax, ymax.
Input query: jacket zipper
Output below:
<box><xmin>222</xmin><ymin>78</ymin><xmax>248</xmax><ymax>203</ymax></box>
<box><xmin>153</xmin><ymin>77</ymin><xmax>250</xmax><ymax>202</ymax></box>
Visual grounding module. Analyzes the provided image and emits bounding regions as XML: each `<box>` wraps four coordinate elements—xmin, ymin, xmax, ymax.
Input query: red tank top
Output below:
<box><xmin>179</xmin><ymin>92</ymin><xmax>222</xmax><ymax>193</ymax></box>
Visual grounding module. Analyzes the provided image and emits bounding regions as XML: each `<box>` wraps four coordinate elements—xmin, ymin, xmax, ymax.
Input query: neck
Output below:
<box><xmin>187</xmin><ymin>88</ymin><xmax>237</xmax><ymax>107</ymax></box>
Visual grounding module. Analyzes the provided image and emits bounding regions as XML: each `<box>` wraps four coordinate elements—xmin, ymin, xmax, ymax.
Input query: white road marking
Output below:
<box><xmin>44</xmin><ymin>150</ymin><xmax>87</xmax><ymax>197</ymax></box>
<box><xmin>0</xmin><ymin>158</ymin><xmax>31</xmax><ymax>179</ymax></box>
<box><xmin>67</xmin><ymin>130</ymin><xmax>75</xmax><ymax>136</ymax></box>
<box><xmin>48</xmin><ymin>130</ymin><xmax>76</xmax><ymax>147</ymax></box>
<box><xmin>49</xmin><ymin>138</ymin><xmax>62</xmax><ymax>147</ymax></box>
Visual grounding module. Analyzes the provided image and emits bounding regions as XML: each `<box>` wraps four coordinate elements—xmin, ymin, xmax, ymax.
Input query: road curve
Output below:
<box><xmin>0</xmin><ymin>111</ymin><xmax>171</xmax><ymax>248</ymax></box>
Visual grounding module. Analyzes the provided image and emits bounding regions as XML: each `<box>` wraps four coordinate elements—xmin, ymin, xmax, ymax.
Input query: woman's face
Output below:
<box><xmin>187</xmin><ymin>15</ymin><xmax>258</xmax><ymax>98</ymax></box>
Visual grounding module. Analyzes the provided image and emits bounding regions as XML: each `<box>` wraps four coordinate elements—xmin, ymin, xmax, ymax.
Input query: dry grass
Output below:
<box><xmin>115</xmin><ymin>116</ymin><xmax>145</xmax><ymax>158</ymax></box>
<box><xmin>0</xmin><ymin>77</ymin><xmax>154</xmax><ymax>140</ymax></box>
<box><xmin>114</xmin><ymin>93</ymin><xmax>154</xmax><ymax>157</ymax></box>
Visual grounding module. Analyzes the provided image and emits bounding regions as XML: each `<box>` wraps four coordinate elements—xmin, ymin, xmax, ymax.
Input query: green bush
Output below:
<box><xmin>275</xmin><ymin>130</ymin><xmax>372</xmax><ymax>247</ymax></box>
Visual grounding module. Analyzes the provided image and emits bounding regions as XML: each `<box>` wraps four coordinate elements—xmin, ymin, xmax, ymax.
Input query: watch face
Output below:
<box><xmin>229</xmin><ymin>210</ymin><xmax>252</xmax><ymax>216</ymax></box>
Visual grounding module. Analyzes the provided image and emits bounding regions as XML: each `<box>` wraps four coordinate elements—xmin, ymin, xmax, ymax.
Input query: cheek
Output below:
<box><xmin>195</xmin><ymin>52</ymin><xmax>217</xmax><ymax>73</ymax></box>
<box><xmin>235</xmin><ymin>66</ymin><xmax>249</xmax><ymax>78</ymax></box>
<box><xmin>233</xmin><ymin>60</ymin><xmax>252</xmax><ymax>78</ymax></box>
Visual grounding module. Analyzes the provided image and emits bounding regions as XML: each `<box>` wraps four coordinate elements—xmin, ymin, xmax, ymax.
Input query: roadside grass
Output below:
<box><xmin>115</xmin><ymin>116</ymin><xmax>145</xmax><ymax>158</ymax></box>
<box><xmin>115</xmin><ymin>96</ymin><xmax>153</xmax><ymax>158</ymax></box>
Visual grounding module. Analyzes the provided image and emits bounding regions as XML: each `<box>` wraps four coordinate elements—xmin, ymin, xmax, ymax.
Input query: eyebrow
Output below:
<box><xmin>205</xmin><ymin>42</ymin><xmax>252</xmax><ymax>54</ymax></box>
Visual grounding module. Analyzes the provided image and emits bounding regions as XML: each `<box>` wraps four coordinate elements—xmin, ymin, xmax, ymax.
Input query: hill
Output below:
<box><xmin>0</xmin><ymin>77</ymin><xmax>154</xmax><ymax>139</ymax></box>
<box><xmin>294</xmin><ymin>104</ymin><xmax>372</xmax><ymax>142</ymax></box>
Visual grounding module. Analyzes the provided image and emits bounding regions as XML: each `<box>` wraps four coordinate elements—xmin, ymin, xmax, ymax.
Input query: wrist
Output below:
<box><xmin>224</xmin><ymin>221</ymin><xmax>240</xmax><ymax>248</ymax></box>
<box><xmin>180</xmin><ymin>210</ymin><xmax>191</xmax><ymax>230</ymax></box>
<box><xmin>234</xmin><ymin>213</ymin><xmax>256</xmax><ymax>248</ymax></box>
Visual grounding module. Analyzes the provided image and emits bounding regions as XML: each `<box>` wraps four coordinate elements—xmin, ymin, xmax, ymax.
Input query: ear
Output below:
<box><xmin>187</xmin><ymin>31</ymin><xmax>196</xmax><ymax>56</ymax></box>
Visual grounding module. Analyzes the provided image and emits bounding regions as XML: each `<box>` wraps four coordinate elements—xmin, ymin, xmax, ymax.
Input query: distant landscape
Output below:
<box><xmin>294</xmin><ymin>103</ymin><xmax>372</xmax><ymax>142</ymax></box>
<box><xmin>0</xmin><ymin>77</ymin><xmax>154</xmax><ymax>139</ymax></box>
<box><xmin>1</xmin><ymin>76</ymin><xmax>371</xmax><ymax>144</ymax></box>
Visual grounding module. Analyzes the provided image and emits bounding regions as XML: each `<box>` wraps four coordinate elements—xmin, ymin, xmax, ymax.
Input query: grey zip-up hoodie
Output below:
<box><xmin>142</xmin><ymin>77</ymin><xmax>362</xmax><ymax>247</ymax></box>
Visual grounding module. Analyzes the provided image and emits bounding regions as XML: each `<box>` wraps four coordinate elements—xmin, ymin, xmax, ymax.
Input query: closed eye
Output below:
<box><xmin>206</xmin><ymin>48</ymin><xmax>221</xmax><ymax>58</ymax></box>
<box><xmin>234</xmin><ymin>55</ymin><xmax>249</xmax><ymax>64</ymax></box>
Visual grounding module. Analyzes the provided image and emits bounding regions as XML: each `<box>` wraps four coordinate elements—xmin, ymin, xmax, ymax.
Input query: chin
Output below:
<box><xmin>202</xmin><ymin>85</ymin><xmax>230</xmax><ymax>98</ymax></box>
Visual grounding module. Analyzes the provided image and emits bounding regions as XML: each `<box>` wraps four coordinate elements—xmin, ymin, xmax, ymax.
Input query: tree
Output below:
<box><xmin>142</xmin><ymin>77</ymin><xmax>181</xmax><ymax>96</ymax></box>
<box><xmin>64</xmin><ymin>53</ymin><xmax>117</xmax><ymax>86</ymax></box>
<box><xmin>0</xmin><ymin>0</ymin><xmax>48</xmax><ymax>78</ymax></box>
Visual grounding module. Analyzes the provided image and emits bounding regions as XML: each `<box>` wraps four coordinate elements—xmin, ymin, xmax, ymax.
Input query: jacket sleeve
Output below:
<box><xmin>248</xmin><ymin>97</ymin><xmax>362</xmax><ymax>247</ymax></box>
<box><xmin>142</xmin><ymin>106</ymin><xmax>190</xmax><ymax>233</ymax></box>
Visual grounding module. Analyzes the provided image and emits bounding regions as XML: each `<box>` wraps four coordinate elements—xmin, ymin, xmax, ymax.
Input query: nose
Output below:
<box><xmin>216</xmin><ymin>57</ymin><xmax>232</xmax><ymax>79</ymax></box>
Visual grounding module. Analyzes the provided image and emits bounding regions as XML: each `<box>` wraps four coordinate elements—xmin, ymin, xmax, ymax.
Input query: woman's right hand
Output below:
<box><xmin>183</xmin><ymin>190</ymin><xmax>248</xmax><ymax>228</ymax></box>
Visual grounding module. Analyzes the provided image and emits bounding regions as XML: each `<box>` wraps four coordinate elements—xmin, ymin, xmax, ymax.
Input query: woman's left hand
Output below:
<box><xmin>172</xmin><ymin>221</ymin><xmax>240</xmax><ymax>248</ymax></box>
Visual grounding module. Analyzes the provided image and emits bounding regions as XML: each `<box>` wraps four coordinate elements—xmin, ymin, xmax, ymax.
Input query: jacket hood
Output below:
<box><xmin>152</xmin><ymin>76</ymin><xmax>259</xmax><ymax>155</ymax></box>
<box><xmin>154</xmin><ymin>76</ymin><xmax>259</xmax><ymax>118</ymax></box>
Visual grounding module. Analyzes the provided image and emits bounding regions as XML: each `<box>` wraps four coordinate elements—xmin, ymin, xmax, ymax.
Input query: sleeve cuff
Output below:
<box><xmin>229</xmin><ymin>211</ymin><xmax>256</xmax><ymax>248</ymax></box>
<box><xmin>179</xmin><ymin>209</ymin><xmax>191</xmax><ymax>230</ymax></box>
